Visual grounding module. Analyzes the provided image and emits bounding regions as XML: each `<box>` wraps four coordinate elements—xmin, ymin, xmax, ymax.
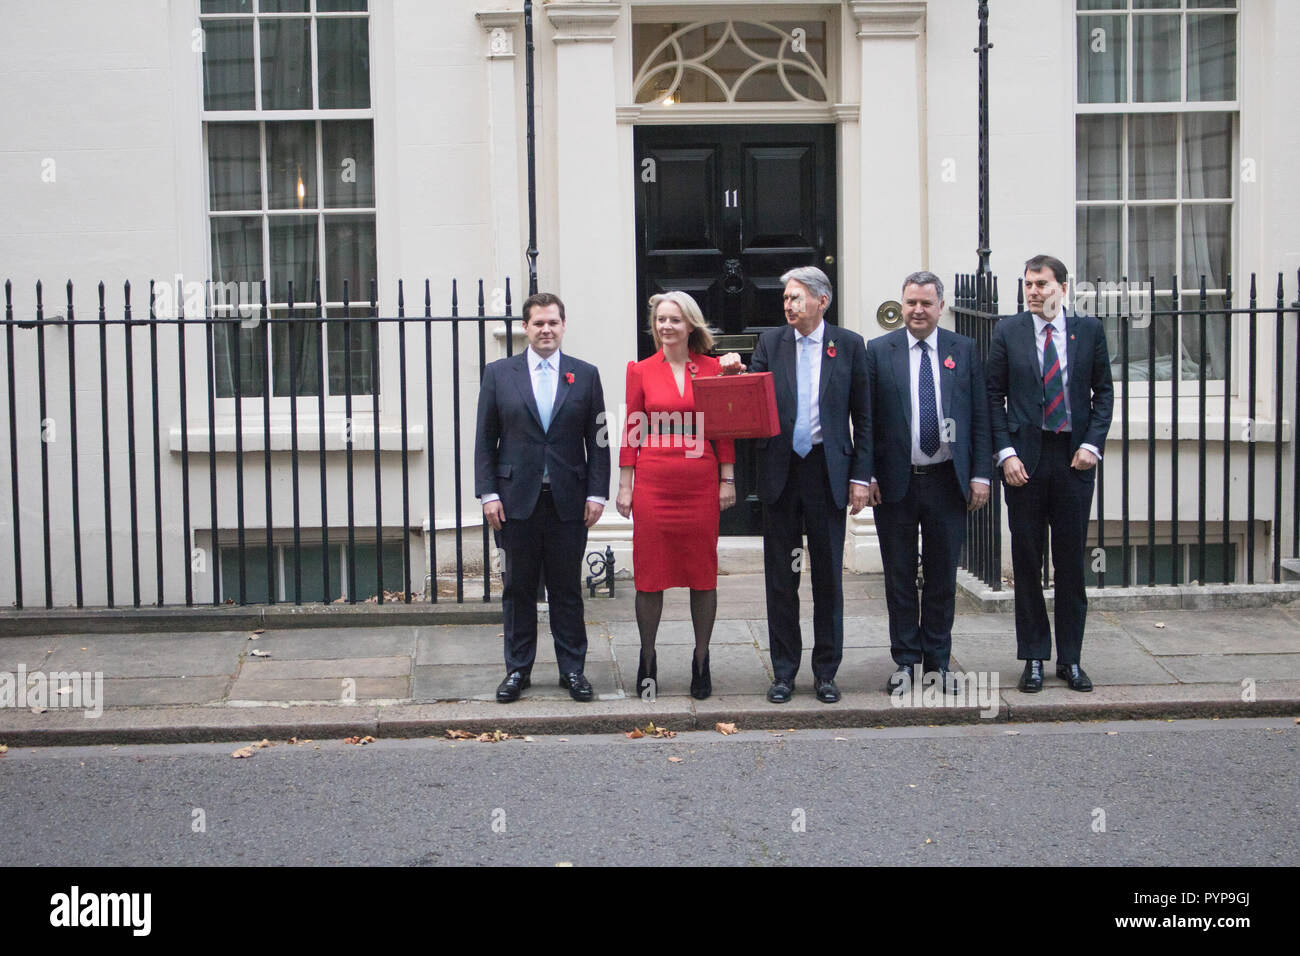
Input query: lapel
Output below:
<box><xmin>510</xmin><ymin>353</ymin><xmax>544</xmax><ymax>430</ymax></box>
<box><xmin>778</xmin><ymin>326</ymin><xmax>797</xmax><ymax>408</ymax></box>
<box><xmin>936</xmin><ymin>328</ymin><xmax>954</xmax><ymax>423</ymax></box>
<box><xmin>817</xmin><ymin>326</ymin><xmax>834</xmax><ymax>407</ymax></box>
<box><xmin>1063</xmin><ymin>310</ymin><xmax>1083</xmax><ymax>405</ymax></box>
<box><xmin>890</xmin><ymin>330</ymin><xmax>912</xmax><ymax>430</ymax></box>
<box><xmin>1015</xmin><ymin>313</ymin><xmax>1039</xmax><ymax>392</ymax></box>
<box><xmin>549</xmin><ymin>352</ymin><xmax>575</xmax><ymax>428</ymax></box>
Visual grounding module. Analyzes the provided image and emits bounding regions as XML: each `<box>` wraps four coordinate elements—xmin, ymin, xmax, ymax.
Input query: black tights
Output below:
<box><xmin>635</xmin><ymin>588</ymin><xmax>716</xmax><ymax>669</ymax></box>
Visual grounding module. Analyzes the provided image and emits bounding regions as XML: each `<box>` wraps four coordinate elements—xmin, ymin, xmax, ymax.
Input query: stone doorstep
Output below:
<box><xmin>957</xmin><ymin>570</ymin><xmax>1300</xmax><ymax>612</ymax></box>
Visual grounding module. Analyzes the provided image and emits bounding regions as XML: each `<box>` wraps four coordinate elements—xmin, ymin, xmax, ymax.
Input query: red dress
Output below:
<box><xmin>620</xmin><ymin>351</ymin><xmax>736</xmax><ymax>591</ymax></box>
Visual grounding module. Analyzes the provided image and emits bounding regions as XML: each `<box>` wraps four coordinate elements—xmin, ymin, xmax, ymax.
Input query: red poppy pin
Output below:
<box><xmin>565</xmin><ymin>372</ymin><xmax>574</xmax><ymax>384</ymax></box>
<box><xmin>686</xmin><ymin>362</ymin><xmax>699</xmax><ymax>379</ymax></box>
<box><xmin>944</xmin><ymin>355</ymin><xmax>955</xmax><ymax>370</ymax></box>
<box><xmin>826</xmin><ymin>341</ymin><xmax>837</xmax><ymax>358</ymax></box>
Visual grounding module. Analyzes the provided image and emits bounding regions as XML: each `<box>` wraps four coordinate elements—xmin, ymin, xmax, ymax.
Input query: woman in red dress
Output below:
<box><xmin>617</xmin><ymin>291</ymin><xmax>735</xmax><ymax>700</ymax></box>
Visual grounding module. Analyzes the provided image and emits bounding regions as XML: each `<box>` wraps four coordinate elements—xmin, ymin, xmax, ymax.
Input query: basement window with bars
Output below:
<box><xmin>200</xmin><ymin>0</ymin><xmax>377</xmax><ymax>401</ymax></box>
<box><xmin>1075</xmin><ymin>0</ymin><xmax>1237</xmax><ymax>388</ymax></box>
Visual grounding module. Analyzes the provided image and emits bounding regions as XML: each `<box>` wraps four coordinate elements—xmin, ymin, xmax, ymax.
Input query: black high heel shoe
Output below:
<box><xmin>635</xmin><ymin>651</ymin><xmax>657</xmax><ymax>698</ymax></box>
<box><xmin>690</xmin><ymin>651</ymin><xmax>711</xmax><ymax>700</ymax></box>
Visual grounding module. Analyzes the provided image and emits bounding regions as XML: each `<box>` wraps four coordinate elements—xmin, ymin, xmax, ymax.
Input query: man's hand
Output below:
<box><xmin>615</xmin><ymin>486</ymin><xmax>633</xmax><ymax>519</ymax></box>
<box><xmin>584</xmin><ymin>501</ymin><xmax>605</xmax><ymax>529</ymax></box>
<box><xmin>967</xmin><ymin>482</ymin><xmax>990</xmax><ymax>512</ymax></box>
<box><xmin>483</xmin><ymin>500</ymin><xmax>505</xmax><ymax>530</ymax></box>
<box><xmin>849</xmin><ymin>481</ymin><xmax>871</xmax><ymax>515</ymax></box>
<box><xmin>865</xmin><ymin>480</ymin><xmax>882</xmax><ymax>507</ymax></box>
<box><xmin>1001</xmin><ymin>455</ymin><xmax>1029</xmax><ymax>487</ymax></box>
<box><xmin>720</xmin><ymin>482</ymin><xmax>736</xmax><ymax>511</ymax></box>
<box><xmin>718</xmin><ymin>352</ymin><xmax>746</xmax><ymax>374</ymax></box>
<box><xmin>1071</xmin><ymin>447</ymin><xmax>1098</xmax><ymax>470</ymax></box>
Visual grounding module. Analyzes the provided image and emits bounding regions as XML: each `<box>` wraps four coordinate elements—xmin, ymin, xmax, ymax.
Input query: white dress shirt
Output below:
<box><xmin>793</xmin><ymin>320</ymin><xmax>825</xmax><ymax>447</ymax></box>
<box><xmin>995</xmin><ymin>309</ymin><xmax>1101</xmax><ymax>465</ymax></box>
<box><xmin>481</xmin><ymin>345</ymin><xmax>605</xmax><ymax>506</ymax></box>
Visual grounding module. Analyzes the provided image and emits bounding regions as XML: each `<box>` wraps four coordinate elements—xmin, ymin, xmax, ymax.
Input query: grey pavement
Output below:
<box><xmin>1</xmin><ymin>573</ymin><xmax>1298</xmax><ymax>745</ymax></box>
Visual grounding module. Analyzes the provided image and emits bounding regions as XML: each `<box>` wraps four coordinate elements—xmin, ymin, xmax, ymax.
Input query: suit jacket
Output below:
<box><xmin>985</xmin><ymin>310</ymin><xmax>1114</xmax><ymax>478</ymax></box>
<box><xmin>473</xmin><ymin>351</ymin><xmax>610</xmax><ymax>522</ymax></box>
<box><xmin>863</xmin><ymin>327</ymin><xmax>992</xmax><ymax>503</ymax></box>
<box><xmin>748</xmin><ymin>323</ymin><xmax>870</xmax><ymax>510</ymax></box>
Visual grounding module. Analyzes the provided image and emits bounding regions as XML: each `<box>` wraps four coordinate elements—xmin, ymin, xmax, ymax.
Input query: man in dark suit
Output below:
<box><xmin>474</xmin><ymin>292</ymin><xmax>610</xmax><ymax>703</ymax></box>
<box><xmin>986</xmin><ymin>254</ymin><xmax>1114</xmax><ymax>692</ymax></box>
<box><xmin>863</xmin><ymin>271</ymin><xmax>992</xmax><ymax>694</ymax></box>
<box><xmin>720</xmin><ymin>267</ymin><xmax>871</xmax><ymax>704</ymax></box>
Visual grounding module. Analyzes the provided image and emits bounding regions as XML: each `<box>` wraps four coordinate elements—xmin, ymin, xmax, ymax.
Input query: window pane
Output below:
<box><xmin>1133</xmin><ymin>0</ymin><xmax>1177</xmax><ymax>7</ymax></box>
<box><xmin>266</xmin><ymin>121</ymin><xmax>317</xmax><ymax>209</ymax></box>
<box><xmin>1180</xmin><ymin>294</ymin><xmax>1227</xmax><ymax>381</ymax></box>
<box><xmin>1189</xmin><ymin>0</ymin><xmax>1235</xmax><ymax>8</ymax></box>
<box><xmin>201</xmin><ymin>0</ymin><xmax>252</xmax><ymax>12</ymax></box>
<box><xmin>1183</xmin><ymin>113</ymin><xmax>1232</xmax><ymax>198</ymax></box>
<box><xmin>324</xmin><ymin>214</ymin><xmax>376</xmax><ymax>303</ymax></box>
<box><xmin>214</xmin><ymin>321</ymin><xmax>268</xmax><ymax>398</ymax></box>
<box><xmin>211</xmin><ymin>215</ymin><xmax>263</xmax><ymax>285</ymax></box>
<box><xmin>1077</xmin><ymin>0</ymin><xmax>1125</xmax><ymax>8</ymax></box>
<box><xmin>317</xmin><ymin>18</ymin><xmax>370</xmax><ymax>108</ymax></box>
<box><xmin>271</xmin><ymin>307</ymin><xmax>322</xmax><ymax>396</ymax></box>
<box><xmin>220</xmin><ymin>547</ymin><xmax>272</xmax><ymax>604</ymax></box>
<box><xmin>203</xmin><ymin>19</ymin><xmax>255</xmax><ymax>110</ymax></box>
<box><xmin>285</xmin><ymin>544</ymin><xmax>331</xmax><ymax>604</ymax></box>
<box><xmin>1077</xmin><ymin>206</ymin><xmax>1122</xmax><ymax>281</ymax></box>
<box><xmin>1182</xmin><ymin>204</ymin><xmax>1230</xmax><ymax>287</ymax></box>
<box><xmin>1128</xmin><ymin>114</ymin><xmax>1177</xmax><ymax>199</ymax></box>
<box><xmin>1077</xmin><ymin>15</ymin><xmax>1126</xmax><ymax>103</ymax></box>
<box><xmin>322</xmin><ymin>120</ymin><xmax>375</xmax><ymax>207</ymax></box>
<box><xmin>1133</xmin><ymin>15</ymin><xmax>1180</xmax><ymax>102</ymax></box>
<box><xmin>328</xmin><ymin>307</ymin><xmax>377</xmax><ymax>395</ymax></box>
<box><xmin>350</xmin><ymin>543</ymin><xmax>406</xmax><ymax>602</ymax></box>
<box><xmin>1077</xmin><ymin>115</ymin><xmax>1123</xmax><ymax>200</ymax></box>
<box><xmin>207</xmin><ymin>122</ymin><xmax>261</xmax><ymax>210</ymax></box>
<box><xmin>317</xmin><ymin>0</ymin><xmax>368</xmax><ymax>11</ymax></box>
<box><xmin>1128</xmin><ymin>204</ymin><xmax>1176</xmax><ymax>284</ymax></box>
<box><xmin>1187</xmin><ymin>14</ymin><xmax>1236</xmax><ymax>101</ymax></box>
<box><xmin>261</xmin><ymin>18</ymin><xmax>312</xmax><ymax>109</ymax></box>
<box><xmin>260</xmin><ymin>0</ymin><xmax>309</xmax><ymax>11</ymax></box>
<box><xmin>268</xmin><ymin>214</ymin><xmax>318</xmax><ymax>303</ymax></box>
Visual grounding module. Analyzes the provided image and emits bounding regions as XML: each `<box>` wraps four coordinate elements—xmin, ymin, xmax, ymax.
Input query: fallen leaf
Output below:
<box><xmin>925</xmin><ymin>838</ymin><xmax>932</xmax><ymax>844</ymax></box>
<box><xmin>1154</xmin><ymin>622</ymin><xmax>1166</xmax><ymax>629</ymax></box>
<box><xmin>1294</xmin><ymin>718</ymin><xmax>1299</xmax><ymax>725</ymax></box>
<box><xmin>558</xmin><ymin>737</ymin><xmax>568</xmax><ymax>742</ymax></box>
<box><xmin>1105</xmin><ymin>731</ymin><xmax>1119</xmax><ymax>736</ymax></box>
<box><xmin>253</xmin><ymin>739</ymin><xmax>274</xmax><ymax>749</ymax></box>
<box><xmin>57</xmin><ymin>686</ymin><xmax>74</xmax><ymax>696</ymax></box>
<box><xmin>477</xmin><ymin>730</ymin><xmax>512</xmax><ymax>743</ymax></box>
<box><xmin>555</xmin><ymin>862</ymin><xmax>573</xmax><ymax>867</ymax></box>
<box><xmin>343</xmin><ymin>736</ymin><xmax>361</xmax><ymax>745</ymax></box>
<box><xmin>287</xmin><ymin>737</ymin><xmax>299</xmax><ymax>745</ymax></box>
<box><xmin>1005</xmin><ymin>730</ymin><xmax>1021</xmax><ymax>735</ymax></box>
<box><xmin>247</xmin><ymin>633</ymin><xmax>260</xmax><ymax>641</ymax></box>
<box><xmin>908</xmin><ymin>784</ymin><xmax>917</xmax><ymax>788</ymax></box>
<box><xmin>0</xmin><ymin>745</ymin><xmax>7</xmax><ymax>756</ymax></box>
<box><xmin>252</xmin><ymin>628</ymin><xmax>265</xmax><ymax>634</ymax></box>
<box><xmin>625</xmin><ymin>728</ymin><xmax>645</xmax><ymax>739</ymax></box>
<box><xmin>249</xmin><ymin>649</ymin><xmax>271</xmax><ymax>658</ymax></box>
<box><xmin>833</xmin><ymin>736</ymin><xmax>848</xmax><ymax>741</ymax></box>
<box><xmin>30</xmin><ymin>706</ymin><xmax>46</xmax><ymax>714</ymax></box>
<box><xmin>523</xmin><ymin>736</ymin><xmax>535</xmax><ymax>742</ymax></box>
<box><xmin>230</xmin><ymin>746</ymin><xmax>254</xmax><ymax>759</ymax></box>
<box><xmin>667</xmin><ymin>756</ymin><xmax>684</xmax><ymax>763</ymax></box>
<box><xmin>715</xmin><ymin>722</ymin><xmax>739</xmax><ymax>736</ymax></box>
<box><xmin>445</xmin><ymin>729</ymin><xmax>475</xmax><ymax>740</ymax></box>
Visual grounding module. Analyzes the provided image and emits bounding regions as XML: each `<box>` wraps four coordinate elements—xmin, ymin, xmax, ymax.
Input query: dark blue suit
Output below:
<box><xmin>749</xmin><ymin>323</ymin><xmax>870</xmax><ymax>683</ymax></box>
<box><xmin>864</xmin><ymin>327</ymin><xmax>991</xmax><ymax>669</ymax></box>
<box><xmin>985</xmin><ymin>310</ymin><xmax>1113</xmax><ymax>665</ymax></box>
<box><xmin>474</xmin><ymin>351</ymin><xmax>610</xmax><ymax>675</ymax></box>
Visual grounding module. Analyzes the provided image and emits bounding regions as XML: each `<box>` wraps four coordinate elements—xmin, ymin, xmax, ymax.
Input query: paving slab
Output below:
<box><xmin>415</xmin><ymin>625</ymin><xmax>613</xmax><ymax>666</ymax></box>
<box><xmin>607</xmin><ymin>619</ymin><xmax>757</xmax><ymax>647</ymax></box>
<box><xmin>946</xmin><ymin>631</ymin><xmax>1179</xmax><ymax>686</ymax></box>
<box><xmin>247</xmin><ymin>627</ymin><xmax>417</xmax><ymax>659</ymax></box>
<box><xmin>1154</xmin><ymin>653</ymin><xmax>1300</xmax><ymax>684</ymax></box>
<box><xmin>0</xmin><ymin>637</ymin><xmax>59</xmax><ymax>671</ymax></box>
<box><xmin>102</xmin><ymin>676</ymin><xmax>231</xmax><ymax>707</ymax></box>
<box><xmin>40</xmin><ymin>632</ymin><xmax>244</xmax><ymax>678</ymax></box>
<box><xmin>238</xmin><ymin>656</ymin><xmax>410</xmax><ymax>680</ymax></box>
<box><xmin>227</xmin><ymin>676</ymin><xmax>409</xmax><ymax>702</ymax></box>
<box><xmin>1102</xmin><ymin>608</ymin><xmax>1300</xmax><ymax>655</ymax></box>
<box><xmin>1002</xmin><ymin>680</ymin><xmax>1300</xmax><ymax>721</ymax></box>
<box><xmin>619</xmin><ymin>641</ymin><xmax>770</xmax><ymax>698</ymax></box>
<box><xmin>377</xmin><ymin>697</ymin><xmax>698</xmax><ymax>737</ymax></box>
<box><xmin>412</xmin><ymin>660</ymin><xmax>619</xmax><ymax>703</ymax></box>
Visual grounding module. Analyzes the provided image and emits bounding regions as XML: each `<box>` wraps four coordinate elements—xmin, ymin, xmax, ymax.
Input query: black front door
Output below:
<box><xmin>634</xmin><ymin>123</ymin><xmax>838</xmax><ymax>535</ymax></box>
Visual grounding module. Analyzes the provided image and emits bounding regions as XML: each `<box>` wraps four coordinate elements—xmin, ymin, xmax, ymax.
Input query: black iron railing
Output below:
<box><xmin>953</xmin><ymin>270</ymin><xmax>1299</xmax><ymax>591</ymax></box>
<box><xmin>2</xmin><ymin>277</ymin><xmax>517</xmax><ymax>609</ymax></box>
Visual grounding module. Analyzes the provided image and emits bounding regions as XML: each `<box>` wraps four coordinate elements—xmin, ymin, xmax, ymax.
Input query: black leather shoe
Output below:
<box><xmin>690</xmin><ymin>652</ymin><xmax>711</xmax><ymax>700</ymax></box>
<box><xmin>559</xmin><ymin>671</ymin><xmax>594</xmax><ymax>702</ymax></box>
<box><xmin>635</xmin><ymin>651</ymin><xmax>658</xmax><ymax>699</ymax></box>
<box><xmin>496</xmin><ymin>670</ymin><xmax>530</xmax><ymax>703</ymax></box>
<box><xmin>1057</xmin><ymin>663</ymin><xmax>1093</xmax><ymax>692</ymax></box>
<box><xmin>885</xmin><ymin>663</ymin><xmax>917</xmax><ymax>694</ymax></box>
<box><xmin>1018</xmin><ymin>659</ymin><xmax>1044</xmax><ymax>693</ymax></box>
<box><xmin>766</xmin><ymin>678</ymin><xmax>793</xmax><ymax>704</ymax></box>
<box><xmin>814</xmin><ymin>677</ymin><xmax>840</xmax><ymax>703</ymax></box>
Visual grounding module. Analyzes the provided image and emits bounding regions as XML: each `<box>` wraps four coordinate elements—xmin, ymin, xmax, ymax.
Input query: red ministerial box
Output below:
<box><xmin>692</xmin><ymin>372</ymin><xmax>780</xmax><ymax>439</ymax></box>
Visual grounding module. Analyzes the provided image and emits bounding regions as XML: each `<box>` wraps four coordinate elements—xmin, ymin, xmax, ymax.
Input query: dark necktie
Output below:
<box><xmin>918</xmin><ymin>340</ymin><xmax>940</xmax><ymax>457</ymax></box>
<box><xmin>1042</xmin><ymin>324</ymin><xmax>1067</xmax><ymax>433</ymax></box>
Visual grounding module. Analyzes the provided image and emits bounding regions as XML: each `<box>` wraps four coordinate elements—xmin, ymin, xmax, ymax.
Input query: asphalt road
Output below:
<box><xmin>1</xmin><ymin>717</ymin><xmax>1296</xmax><ymax>867</ymax></box>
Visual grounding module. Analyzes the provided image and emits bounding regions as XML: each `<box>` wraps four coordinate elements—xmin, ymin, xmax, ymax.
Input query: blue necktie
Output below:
<box><xmin>1042</xmin><ymin>324</ymin><xmax>1068</xmax><ymax>433</ymax></box>
<box><xmin>793</xmin><ymin>336</ymin><xmax>813</xmax><ymax>458</ymax></box>
<box><xmin>536</xmin><ymin>359</ymin><xmax>553</xmax><ymax>432</ymax></box>
<box><xmin>918</xmin><ymin>340</ymin><xmax>940</xmax><ymax>457</ymax></box>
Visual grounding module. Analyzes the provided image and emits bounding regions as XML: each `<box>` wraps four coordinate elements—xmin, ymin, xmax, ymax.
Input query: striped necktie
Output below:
<box><xmin>1042</xmin><ymin>323</ymin><xmax>1067</xmax><ymax>433</ymax></box>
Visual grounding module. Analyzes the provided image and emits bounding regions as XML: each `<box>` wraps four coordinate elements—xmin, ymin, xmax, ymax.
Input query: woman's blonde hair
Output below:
<box><xmin>647</xmin><ymin>290</ymin><xmax>716</xmax><ymax>354</ymax></box>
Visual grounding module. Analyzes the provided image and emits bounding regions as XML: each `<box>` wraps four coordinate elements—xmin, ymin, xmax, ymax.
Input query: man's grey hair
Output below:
<box><xmin>902</xmin><ymin>270</ymin><xmax>945</xmax><ymax>303</ymax></box>
<box><xmin>780</xmin><ymin>266</ymin><xmax>833</xmax><ymax>308</ymax></box>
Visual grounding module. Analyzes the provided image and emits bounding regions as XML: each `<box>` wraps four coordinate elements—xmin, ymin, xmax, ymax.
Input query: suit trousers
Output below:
<box><xmin>497</xmin><ymin>488</ymin><xmax>588</xmax><ymax>675</ymax></box>
<box><xmin>873</xmin><ymin>462</ymin><xmax>966</xmax><ymax>670</ymax></box>
<box><xmin>762</xmin><ymin>445</ymin><xmax>845</xmax><ymax>682</ymax></box>
<box><xmin>1005</xmin><ymin>431</ymin><xmax>1094</xmax><ymax>664</ymax></box>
